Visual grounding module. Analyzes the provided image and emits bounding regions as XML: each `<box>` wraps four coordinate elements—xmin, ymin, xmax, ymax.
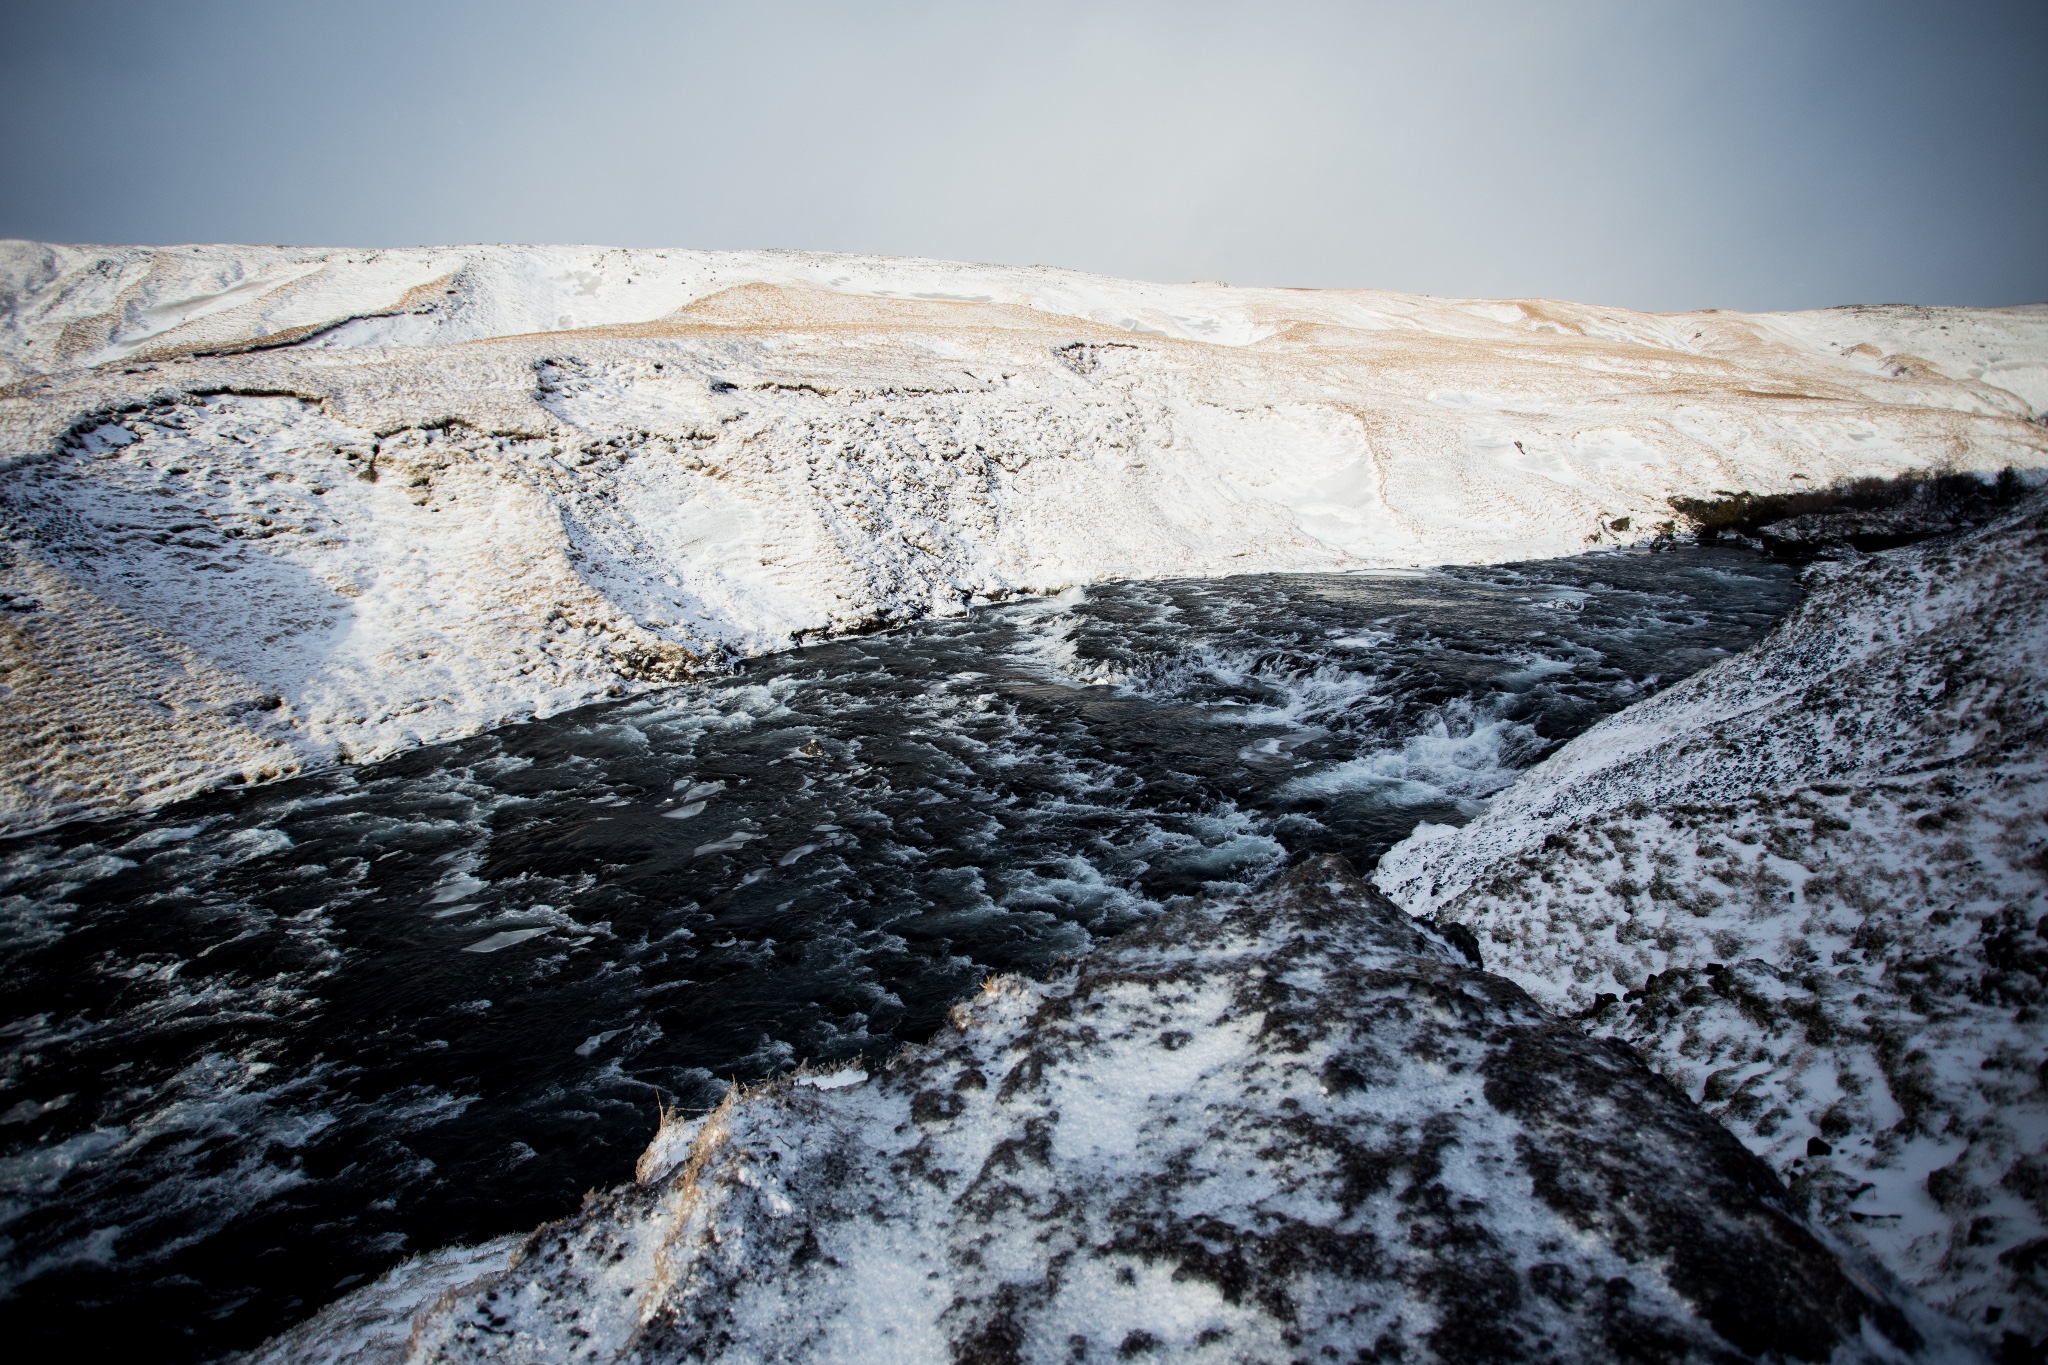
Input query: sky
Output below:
<box><xmin>0</xmin><ymin>0</ymin><xmax>2041</xmax><ymax>313</ymax></box>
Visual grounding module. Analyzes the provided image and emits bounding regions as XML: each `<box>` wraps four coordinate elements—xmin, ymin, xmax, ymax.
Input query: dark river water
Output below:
<box><xmin>0</xmin><ymin>548</ymin><xmax>1800</xmax><ymax>1360</ymax></box>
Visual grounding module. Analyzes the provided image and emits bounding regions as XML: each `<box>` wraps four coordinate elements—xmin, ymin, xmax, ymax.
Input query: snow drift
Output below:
<box><xmin>1376</xmin><ymin>497</ymin><xmax>2048</xmax><ymax>1348</ymax></box>
<box><xmin>2</xmin><ymin>241</ymin><xmax>2045</xmax><ymax>834</ymax></box>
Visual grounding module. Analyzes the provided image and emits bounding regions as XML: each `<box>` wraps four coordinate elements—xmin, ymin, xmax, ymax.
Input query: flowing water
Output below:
<box><xmin>0</xmin><ymin>548</ymin><xmax>1800</xmax><ymax>1359</ymax></box>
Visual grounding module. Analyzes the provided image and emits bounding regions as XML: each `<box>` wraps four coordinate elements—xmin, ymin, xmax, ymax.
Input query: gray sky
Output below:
<box><xmin>2</xmin><ymin>0</ymin><xmax>2041</xmax><ymax>312</ymax></box>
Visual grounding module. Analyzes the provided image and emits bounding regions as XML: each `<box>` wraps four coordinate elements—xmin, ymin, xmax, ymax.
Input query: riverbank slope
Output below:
<box><xmin>4</xmin><ymin>243</ymin><xmax>2045</xmax><ymax>832</ymax></box>
<box><xmin>1377</xmin><ymin>497</ymin><xmax>2048</xmax><ymax>1350</ymax></box>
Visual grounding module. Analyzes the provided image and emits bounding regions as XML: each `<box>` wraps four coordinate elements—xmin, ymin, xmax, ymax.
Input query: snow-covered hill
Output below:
<box><xmin>3</xmin><ymin>242</ymin><xmax>2045</xmax><ymax>832</ymax></box>
<box><xmin>1376</xmin><ymin>498</ymin><xmax>2048</xmax><ymax>1347</ymax></box>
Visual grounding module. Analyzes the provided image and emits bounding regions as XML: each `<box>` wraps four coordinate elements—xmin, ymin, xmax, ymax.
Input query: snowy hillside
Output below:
<box><xmin>256</xmin><ymin>858</ymin><xmax>1962</xmax><ymax>1365</ymax></box>
<box><xmin>3</xmin><ymin>241</ymin><xmax>2045</xmax><ymax>832</ymax></box>
<box><xmin>1376</xmin><ymin>498</ymin><xmax>2048</xmax><ymax>1346</ymax></box>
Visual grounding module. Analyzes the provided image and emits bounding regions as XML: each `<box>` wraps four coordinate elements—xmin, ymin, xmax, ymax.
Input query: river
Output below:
<box><xmin>0</xmin><ymin>546</ymin><xmax>1799</xmax><ymax>1359</ymax></box>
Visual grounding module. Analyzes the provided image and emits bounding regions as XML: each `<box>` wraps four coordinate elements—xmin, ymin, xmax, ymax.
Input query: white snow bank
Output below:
<box><xmin>3</xmin><ymin>242</ymin><xmax>2046</xmax><ymax>833</ymax></box>
<box><xmin>1376</xmin><ymin>497</ymin><xmax>2048</xmax><ymax>1347</ymax></box>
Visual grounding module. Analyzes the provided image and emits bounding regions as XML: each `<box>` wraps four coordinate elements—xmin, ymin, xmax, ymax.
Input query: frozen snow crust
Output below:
<box><xmin>257</xmin><ymin>857</ymin><xmax>1960</xmax><ymax>1365</ymax></box>
<box><xmin>1377</xmin><ymin>498</ymin><xmax>2048</xmax><ymax>1349</ymax></box>
<box><xmin>4</xmin><ymin>242</ymin><xmax>2047</xmax><ymax>833</ymax></box>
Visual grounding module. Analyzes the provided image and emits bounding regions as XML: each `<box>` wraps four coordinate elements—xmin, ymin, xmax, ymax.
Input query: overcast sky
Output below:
<box><xmin>1</xmin><ymin>0</ymin><xmax>2041</xmax><ymax>313</ymax></box>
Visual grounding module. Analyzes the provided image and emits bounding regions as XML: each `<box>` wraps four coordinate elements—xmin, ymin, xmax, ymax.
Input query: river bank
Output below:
<box><xmin>6</xmin><ymin>245</ymin><xmax>2044</xmax><ymax>835</ymax></box>
<box><xmin>1379</xmin><ymin>495</ymin><xmax>2048</xmax><ymax>1353</ymax></box>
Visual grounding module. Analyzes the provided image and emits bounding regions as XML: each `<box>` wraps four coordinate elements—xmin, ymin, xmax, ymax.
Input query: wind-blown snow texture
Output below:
<box><xmin>258</xmin><ymin>858</ymin><xmax>1960</xmax><ymax>1365</ymax></box>
<box><xmin>1377</xmin><ymin>500</ymin><xmax>2048</xmax><ymax>1349</ymax></box>
<box><xmin>3</xmin><ymin>242</ymin><xmax>2045</xmax><ymax>833</ymax></box>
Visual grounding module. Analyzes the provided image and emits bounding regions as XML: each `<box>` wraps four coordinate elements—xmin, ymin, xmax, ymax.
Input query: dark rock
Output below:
<box><xmin>1673</xmin><ymin>469</ymin><xmax>2034</xmax><ymax>559</ymax></box>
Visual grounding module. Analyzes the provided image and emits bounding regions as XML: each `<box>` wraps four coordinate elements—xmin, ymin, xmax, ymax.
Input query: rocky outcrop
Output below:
<box><xmin>1670</xmin><ymin>471</ymin><xmax>2036</xmax><ymax>558</ymax></box>
<box><xmin>259</xmin><ymin>858</ymin><xmax>1962</xmax><ymax>1364</ymax></box>
<box><xmin>1378</xmin><ymin>498</ymin><xmax>2048</xmax><ymax>1353</ymax></box>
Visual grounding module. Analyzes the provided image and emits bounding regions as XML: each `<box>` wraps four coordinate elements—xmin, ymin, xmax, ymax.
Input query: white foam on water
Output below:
<box><xmin>691</xmin><ymin>831</ymin><xmax>763</xmax><ymax>858</ymax></box>
<box><xmin>116</xmin><ymin>822</ymin><xmax>214</xmax><ymax>852</ymax></box>
<box><xmin>0</xmin><ymin>1049</ymin><xmax>443</xmax><ymax>1300</ymax></box>
<box><xmin>1284</xmin><ymin>705</ymin><xmax>1532</xmax><ymax>811</ymax></box>
<box><xmin>995</xmin><ymin>587</ymin><xmax>1104</xmax><ymax>685</ymax></box>
<box><xmin>462</xmin><ymin>927</ymin><xmax>551</xmax><ymax>954</ymax></box>
<box><xmin>430</xmin><ymin>873</ymin><xmax>487</xmax><ymax>904</ymax></box>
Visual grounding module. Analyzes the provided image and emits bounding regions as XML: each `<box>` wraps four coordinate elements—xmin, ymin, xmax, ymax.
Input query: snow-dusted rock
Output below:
<box><xmin>1377</xmin><ymin>499</ymin><xmax>2048</xmax><ymax>1349</ymax></box>
<box><xmin>4</xmin><ymin>242</ymin><xmax>2046</xmax><ymax>834</ymax></box>
<box><xmin>256</xmin><ymin>857</ymin><xmax>1959</xmax><ymax>1365</ymax></box>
